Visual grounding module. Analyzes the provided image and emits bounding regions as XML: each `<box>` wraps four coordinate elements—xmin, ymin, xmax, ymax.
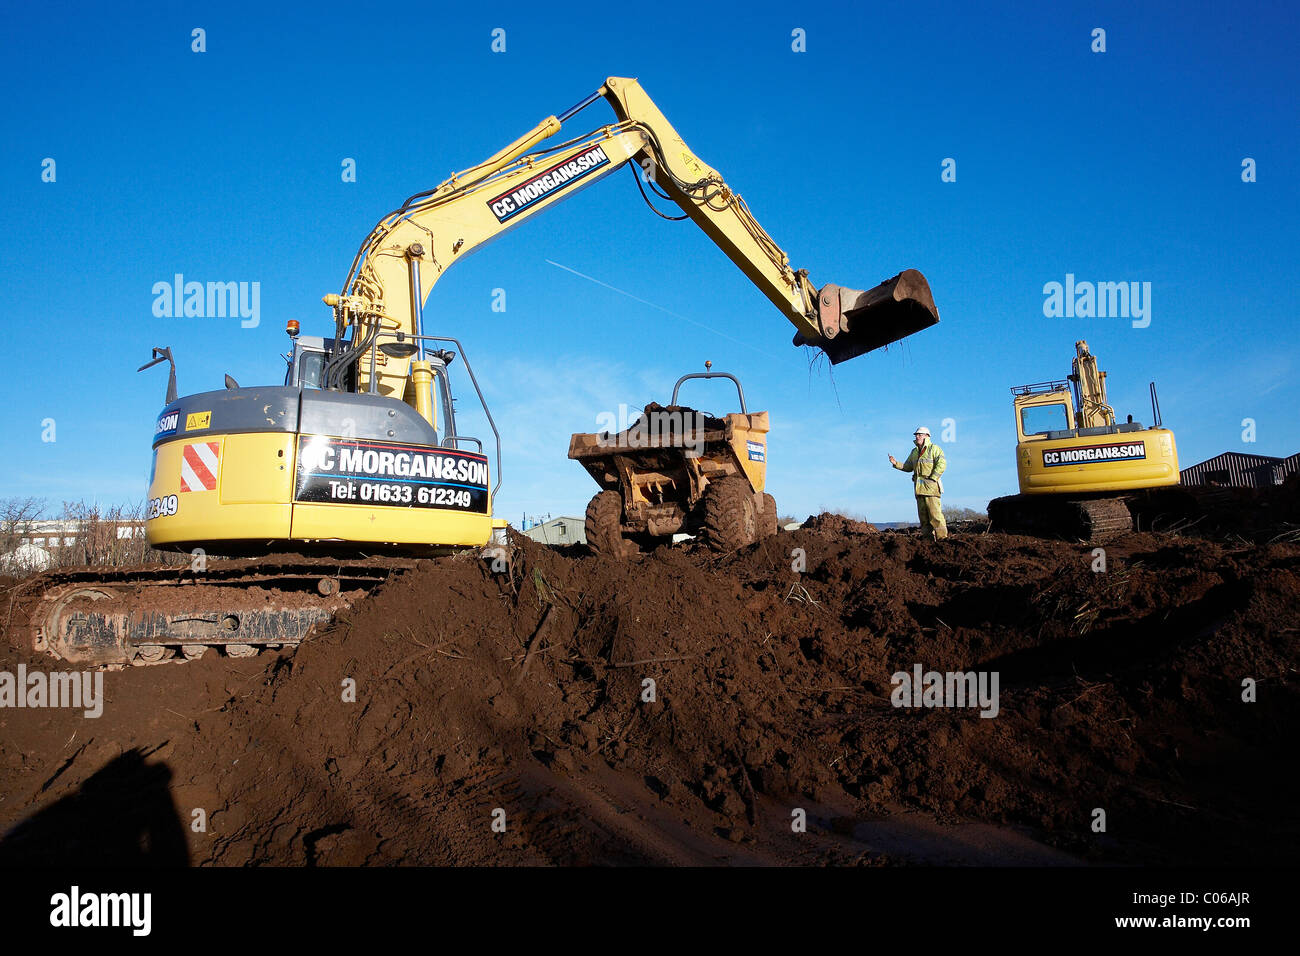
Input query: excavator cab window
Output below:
<box><xmin>430</xmin><ymin>363</ymin><xmax>457</xmax><ymax>444</ymax></box>
<box><xmin>297</xmin><ymin>351</ymin><xmax>326</xmax><ymax>389</ymax></box>
<box><xmin>1021</xmin><ymin>402</ymin><xmax>1069</xmax><ymax>438</ymax></box>
<box><xmin>285</xmin><ymin>337</ymin><xmax>337</xmax><ymax>390</ymax></box>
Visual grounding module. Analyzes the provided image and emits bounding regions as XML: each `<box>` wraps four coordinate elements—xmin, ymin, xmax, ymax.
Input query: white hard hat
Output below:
<box><xmin>913</xmin><ymin>426</ymin><xmax>930</xmax><ymax>436</ymax></box>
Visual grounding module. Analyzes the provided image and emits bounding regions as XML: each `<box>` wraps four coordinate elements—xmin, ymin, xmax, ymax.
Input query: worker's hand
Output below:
<box><xmin>888</xmin><ymin>455</ymin><xmax>898</xmax><ymax>466</ymax></box>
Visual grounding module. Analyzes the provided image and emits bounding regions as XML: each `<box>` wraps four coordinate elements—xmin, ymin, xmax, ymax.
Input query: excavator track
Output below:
<box><xmin>1129</xmin><ymin>485</ymin><xmax>1242</xmax><ymax>534</ymax></box>
<box><xmin>23</xmin><ymin>554</ymin><xmax>423</xmax><ymax>669</ymax></box>
<box><xmin>1073</xmin><ymin>498</ymin><xmax>1134</xmax><ymax>537</ymax></box>
<box><xmin>988</xmin><ymin>494</ymin><xmax>1133</xmax><ymax>541</ymax></box>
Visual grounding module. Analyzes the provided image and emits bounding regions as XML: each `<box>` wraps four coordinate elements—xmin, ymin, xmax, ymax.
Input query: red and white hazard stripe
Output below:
<box><xmin>180</xmin><ymin>441</ymin><xmax>220</xmax><ymax>492</ymax></box>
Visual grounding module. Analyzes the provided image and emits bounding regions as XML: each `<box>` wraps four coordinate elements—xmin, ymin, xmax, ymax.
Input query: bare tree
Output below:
<box><xmin>0</xmin><ymin>497</ymin><xmax>49</xmax><ymax>576</ymax></box>
<box><xmin>1</xmin><ymin>496</ymin><xmax>46</xmax><ymax>547</ymax></box>
<box><xmin>57</xmin><ymin>500</ymin><xmax>159</xmax><ymax>568</ymax></box>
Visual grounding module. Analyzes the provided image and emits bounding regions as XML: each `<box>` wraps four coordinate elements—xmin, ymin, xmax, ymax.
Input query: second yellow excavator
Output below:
<box><xmin>30</xmin><ymin>77</ymin><xmax>940</xmax><ymax>667</ymax></box>
<box><xmin>988</xmin><ymin>341</ymin><xmax>1179</xmax><ymax>539</ymax></box>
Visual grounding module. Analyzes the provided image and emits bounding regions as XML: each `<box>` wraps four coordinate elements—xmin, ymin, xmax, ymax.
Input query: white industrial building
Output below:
<box><xmin>520</xmin><ymin>516</ymin><xmax>587</xmax><ymax>546</ymax></box>
<box><xmin>0</xmin><ymin>519</ymin><xmax>144</xmax><ymax>573</ymax></box>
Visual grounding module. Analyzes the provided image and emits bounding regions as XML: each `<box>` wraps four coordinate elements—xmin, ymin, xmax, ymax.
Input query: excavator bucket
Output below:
<box><xmin>796</xmin><ymin>269</ymin><xmax>939</xmax><ymax>364</ymax></box>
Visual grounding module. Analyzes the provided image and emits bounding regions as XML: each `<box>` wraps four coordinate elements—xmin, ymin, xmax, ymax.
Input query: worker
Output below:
<box><xmin>889</xmin><ymin>426</ymin><xmax>948</xmax><ymax>540</ymax></box>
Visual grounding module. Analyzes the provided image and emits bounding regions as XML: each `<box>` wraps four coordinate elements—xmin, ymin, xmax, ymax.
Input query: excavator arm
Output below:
<box><xmin>599</xmin><ymin>78</ymin><xmax>939</xmax><ymax>363</ymax></box>
<box><xmin>1070</xmin><ymin>340</ymin><xmax>1116</xmax><ymax>429</ymax></box>
<box><xmin>323</xmin><ymin>77</ymin><xmax>939</xmax><ymax>413</ymax></box>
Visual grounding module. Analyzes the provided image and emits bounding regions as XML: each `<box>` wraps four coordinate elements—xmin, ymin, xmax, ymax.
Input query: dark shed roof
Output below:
<box><xmin>1181</xmin><ymin>451</ymin><xmax>1297</xmax><ymax>488</ymax></box>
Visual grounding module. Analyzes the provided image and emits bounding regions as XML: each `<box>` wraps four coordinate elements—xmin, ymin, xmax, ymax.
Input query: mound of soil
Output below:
<box><xmin>801</xmin><ymin>512</ymin><xmax>879</xmax><ymax>535</ymax></box>
<box><xmin>2</xmin><ymin>520</ymin><xmax>1297</xmax><ymax>866</ymax></box>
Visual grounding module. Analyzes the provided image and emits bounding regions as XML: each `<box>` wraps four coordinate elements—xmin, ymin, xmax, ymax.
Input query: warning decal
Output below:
<box><xmin>180</xmin><ymin>441</ymin><xmax>220</xmax><ymax>492</ymax></box>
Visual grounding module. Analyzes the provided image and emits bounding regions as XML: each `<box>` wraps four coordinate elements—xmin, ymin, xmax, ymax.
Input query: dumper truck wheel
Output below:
<box><xmin>759</xmin><ymin>493</ymin><xmax>778</xmax><ymax>539</ymax></box>
<box><xmin>704</xmin><ymin>477</ymin><xmax>758</xmax><ymax>551</ymax></box>
<box><xmin>586</xmin><ymin>491</ymin><xmax>637</xmax><ymax>559</ymax></box>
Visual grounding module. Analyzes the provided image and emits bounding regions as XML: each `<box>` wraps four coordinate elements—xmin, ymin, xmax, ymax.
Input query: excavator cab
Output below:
<box><xmin>283</xmin><ymin>331</ymin><xmax>464</xmax><ymax>450</ymax></box>
<box><xmin>285</xmin><ymin>336</ymin><xmax>337</xmax><ymax>389</ymax></box>
<box><xmin>1012</xmin><ymin>383</ymin><xmax>1076</xmax><ymax>443</ymax></box>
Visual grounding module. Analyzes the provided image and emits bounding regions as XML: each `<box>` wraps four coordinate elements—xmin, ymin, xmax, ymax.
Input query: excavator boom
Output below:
<box><xmin>331</xmin><ymin>75</ymin><xmax>938</xmax><ymax>404</ymax></box>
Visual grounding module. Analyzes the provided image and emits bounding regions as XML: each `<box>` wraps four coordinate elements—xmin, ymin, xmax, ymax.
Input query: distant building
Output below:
<box><xmin>1181</xmin><ymin>451</ymin><xmax>1300</xmax><ymax>488</ymax></box>
<box><xmin>521</xmin><ymin>516</ymin><xmax>587</xmax><ymax>546</ymax></box>
<box><xmin>0</xmin><ymin>519</ymin><xmax>146</xmax><ymax>574</ymax></box>
<box><xmin>4</xmin><ymin>518</ymin><xmax>145</xmax><ymax>547</ymax></box>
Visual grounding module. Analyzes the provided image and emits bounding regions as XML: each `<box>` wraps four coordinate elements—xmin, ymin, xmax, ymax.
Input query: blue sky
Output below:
<box><xmin>1</xmin><ymin>0</ymin><xmax>1296</xmax><ymax>523</ymax></box>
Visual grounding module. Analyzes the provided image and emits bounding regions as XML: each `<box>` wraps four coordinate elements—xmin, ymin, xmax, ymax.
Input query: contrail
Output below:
<box><xmin>545</xmin><ymin>259</ymin><xmax>786</xmax><ymax>360</ymax></box>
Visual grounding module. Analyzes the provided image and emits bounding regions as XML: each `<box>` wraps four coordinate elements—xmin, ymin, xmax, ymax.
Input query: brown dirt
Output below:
<box><xmin>801</xmin><ymin>512</ymin><xmax>880</xmax><ymax>535</ymax></box>
<box><xmin>1</xmin><ymin>516</ymin><xmax>1297</xmax><ymax>866</ymax></box>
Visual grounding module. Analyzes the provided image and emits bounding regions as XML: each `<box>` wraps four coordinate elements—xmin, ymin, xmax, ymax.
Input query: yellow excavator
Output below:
<box><xmin>30</xmin><ymin>77</ymin><xmax>940</xmax><ymax>667</ymax></box>
<box><xmin>987</xmin><ymin>341</ymin><xmax>1179</xmax><ymax>539</ymax></box>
